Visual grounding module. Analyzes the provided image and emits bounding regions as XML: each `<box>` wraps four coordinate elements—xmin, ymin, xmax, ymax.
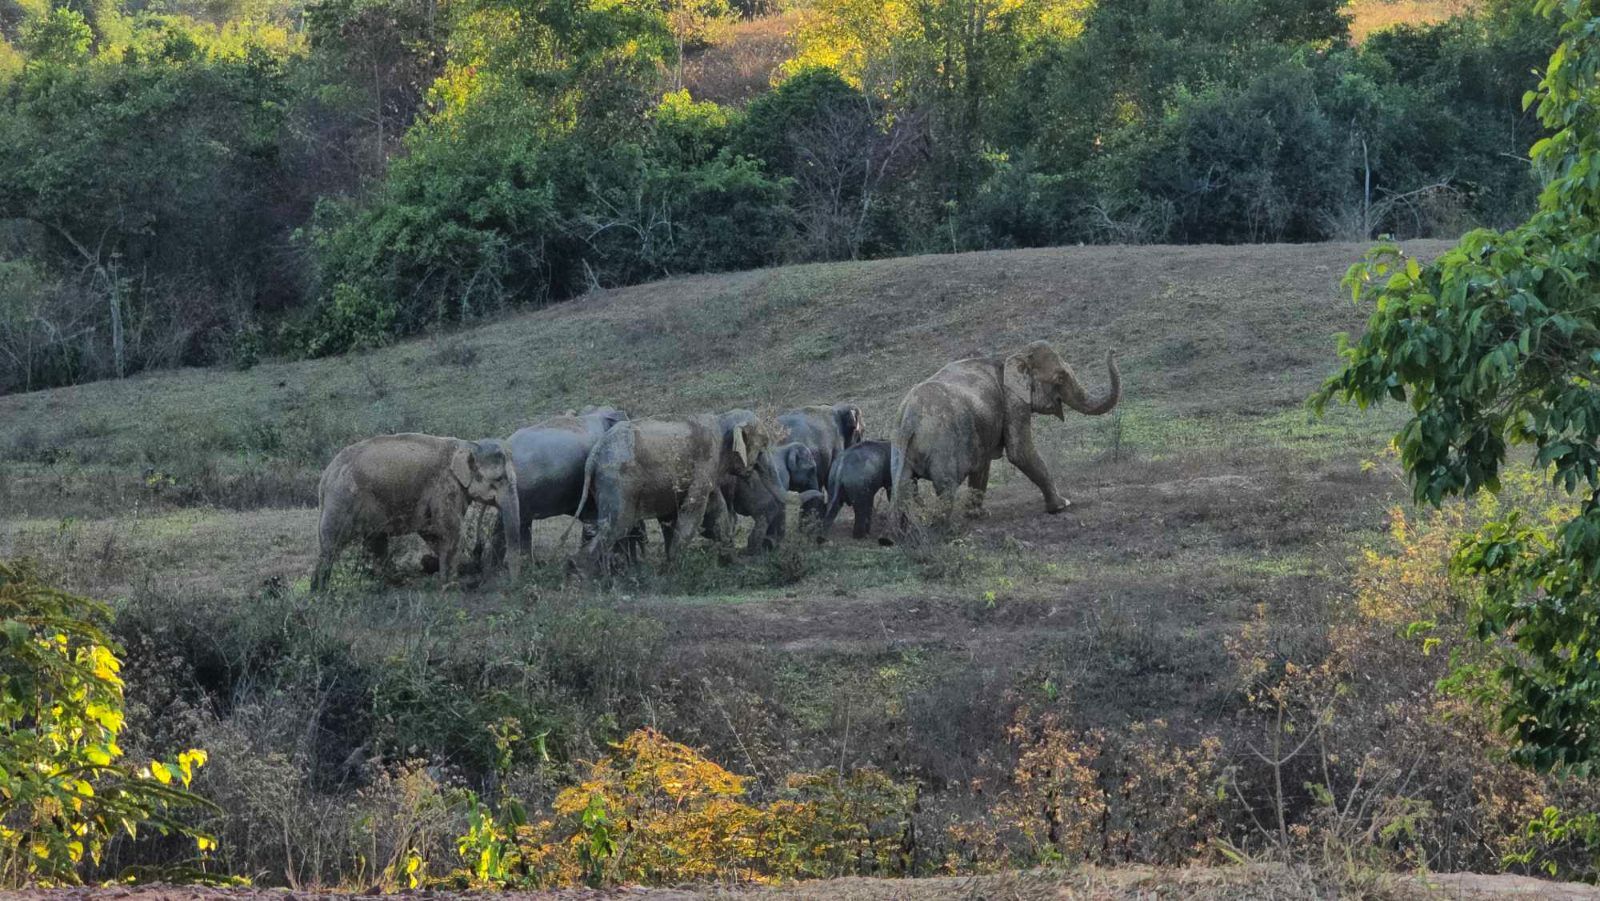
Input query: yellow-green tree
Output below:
<box><xmin>0</xmin><ymin>560</ymin><xmax>214</xmax><ymax>886</ymax></box>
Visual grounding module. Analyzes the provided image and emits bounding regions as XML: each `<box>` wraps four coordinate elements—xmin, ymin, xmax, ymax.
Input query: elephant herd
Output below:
<box><xmin>311</xmin><ymin>340</ymin><xmax>1120</xmax><ymax>588</ymax></box>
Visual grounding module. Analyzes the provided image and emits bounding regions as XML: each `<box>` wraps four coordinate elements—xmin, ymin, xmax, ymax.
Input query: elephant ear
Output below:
<box><xmin>732</xmin><ymin>423</ymin><xmax>751</xmax><ymax>469</ymax></box>
<box><xmin>450</xmin><ymin>445</ymin><xmax>477</xmax><ymax>489</ymax></box>
<box><xmin>1003</xmin><ymin>350</ymin><xmax>1035</xmax><ymax>402</ymax></box>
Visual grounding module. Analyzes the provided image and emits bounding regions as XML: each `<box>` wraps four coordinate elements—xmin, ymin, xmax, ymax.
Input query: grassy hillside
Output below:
<box><xmin>0</xmin><ymin>241</ymin><xmax>1473</xmax><ymax>886</ymax></box>
<box><xmin>0</xmin><ymin>242</ymin><xmax>1417</xmax><ymax>593</ymax></box>
<box><xmin>1347</xmin><ymin>0</ymin><xmax>1475</xmax><ymax>41</ymax></box>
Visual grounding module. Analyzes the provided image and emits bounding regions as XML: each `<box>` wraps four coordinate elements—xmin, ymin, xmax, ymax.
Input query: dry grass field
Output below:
<box><xmin>13</xmin><ymin>239</ymin><xmax>1588</xmax><ymax>893</ymax></box>
<box><xmin>1347</xmin><ymin>0</ymin><xmax>1475</xmax><ymax>41</ymax></box>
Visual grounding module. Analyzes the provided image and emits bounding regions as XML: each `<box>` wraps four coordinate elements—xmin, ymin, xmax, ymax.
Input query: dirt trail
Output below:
<box><xmin>13</xmin><ymin>868</ymin><xmax>1600</xmax><ymax>899</ymax></box>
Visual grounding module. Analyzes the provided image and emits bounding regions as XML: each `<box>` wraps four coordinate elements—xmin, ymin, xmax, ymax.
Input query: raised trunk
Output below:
<box><xmin>1064</xmin><ymin>351</ymin><xmax>1121</xmax><ymax>416</ymax></box>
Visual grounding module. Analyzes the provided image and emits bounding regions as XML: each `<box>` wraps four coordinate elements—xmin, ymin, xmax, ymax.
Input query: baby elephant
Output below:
<box><xmin>313</xmin><ymin>433</ymin><xmax>521</xmax><ymax>589</ymax></box>
<box><xmin>822</xmin><ymin>440</ymin><xmax>893</xmax><ymax>539</ymax></box>
<box><xmin>769</xmin><ymin>442</ymin><xmax>821</xmax><ymax>493</ymax></box>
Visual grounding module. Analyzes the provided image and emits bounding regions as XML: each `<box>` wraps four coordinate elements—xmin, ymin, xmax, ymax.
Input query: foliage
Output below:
<box><xmin>1333</xmin><ymin>467</ymin><xmax>1600</xmax><ymax>879</ymax></box>
<box><xmin>0</xmin><ymin>559</ymin><xmax>214</xmax><ymax>886</ymax></box>
<box><xmin>1001</xmin><ymin>711</ymin><xmax>1224</xmax><ymax>865</ymax></box>
<box><xmin>1316</xmin><ymin>0</ymin><xmax>1600</xmax><ymax>773</ymax></box>
<box><xmin>0</xmin><ymin>0</ymin><xmax>1565</xmax><ymax>390</ymax></box>
<box><xmin>0</xmin><ymin>11</ymin><xmax>299</xmax><ymax>390</ymax></box>
<box><xmin>446</xmin><ymin>728</ymin><xmax>917</xmax><ymax>888</ymax></box>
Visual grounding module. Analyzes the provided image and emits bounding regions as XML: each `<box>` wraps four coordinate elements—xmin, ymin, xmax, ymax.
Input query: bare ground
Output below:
<box><xmin>13</xmin><ymin>869</ymin><xmax>1600</xmax><ymax>900</ymax></box>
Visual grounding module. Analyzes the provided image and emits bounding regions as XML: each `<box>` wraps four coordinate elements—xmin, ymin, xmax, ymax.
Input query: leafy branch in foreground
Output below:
<box><xmin>1315</xmin><ymin>0</ymin><xmax>1600</xmax><ymax>772</ymax></box>
<box><xmin>0</xmin><ymin>559</ymin><xmax>217</xmax><ymax>886</ymax></box>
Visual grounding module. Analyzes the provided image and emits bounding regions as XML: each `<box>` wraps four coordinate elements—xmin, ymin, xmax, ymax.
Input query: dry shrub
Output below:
<box><xmin>188</xmin><ymin>709</ymin><xmax>459</xmax><ymax>890</ymax></box>
<box><xmin>999</xmin><ymin>710</ymin><xmax>1225</xmax><ymax>867</ymax></box>
<box><xmin>1215</xmin><ymin>467</ymin><xmax>1600</xmax><ymax>880</ymax></box>
<box><xmin>450</xmin><ymin>728</ymin><xmax>916</xmax><ymax>888</ymax></box>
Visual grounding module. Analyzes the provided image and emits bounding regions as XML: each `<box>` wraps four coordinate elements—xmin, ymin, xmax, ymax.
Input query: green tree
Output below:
<box><xmin>0</xmin><ymin>559</ymin><xmax>215</xmax><ymax>885</ymax></box>
<box><xmin>1316</xmin><ymin>0</ymin><xmax>1600</xmax><ymax>772</ymax></box>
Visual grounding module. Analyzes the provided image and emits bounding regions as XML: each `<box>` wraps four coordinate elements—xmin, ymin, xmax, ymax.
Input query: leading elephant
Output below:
<box><xmin>313</xmin><ymin>433</ymin><xmax>521</xmax><ymax>589</ymax></box>
<box><xmin>776</xmin><ymin>403</ymin><xmax>864</xmax><ymax>492</ymax></box>
<box><xmin>887</xmin><ymin>341</ymin><xmax>1119</xmax><ymax>535</ymax></box>
<box><xmin>573</xmin><ymin>413</ymin><xmax>774</xmax><ymax>573</ymax></box>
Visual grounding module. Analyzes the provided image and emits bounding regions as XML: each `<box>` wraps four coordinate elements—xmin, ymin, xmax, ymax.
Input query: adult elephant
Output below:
<box><xmin>482</xmin><ymin>406</ymin><xmax>630</xmax><ymax>563</ymax></box>
<box><xmin>888</xmin><ymin>341</ymin><xmax>1119</xmax><ymax>534</ymax></box>
<box><xmin>777</xmin><ymin>403</ymin><xmax>865</xmax><ymax>491</ymax></box>
<box><xmin>573</xmin><ymin>412</ymin><xmax>776</xmax><ymax>572</ymax></box>
<box><xmin>313</xmin><ymin>434</ymin><xmax>521</xmax><ymax>589</ymax></box>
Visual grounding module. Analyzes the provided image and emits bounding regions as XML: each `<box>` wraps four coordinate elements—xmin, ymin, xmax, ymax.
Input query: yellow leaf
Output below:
<box><xmin>150</xmin><ymin>760</ymin><xmax>172</xmax><ymax>785</ymax></box>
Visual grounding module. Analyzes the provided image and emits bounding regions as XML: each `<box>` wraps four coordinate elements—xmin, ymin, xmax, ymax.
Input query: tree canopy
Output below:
<box><xmin>1317</xmin><ymin>0</ymin><xmax>1600</xmax><ymax>773</ymax></box>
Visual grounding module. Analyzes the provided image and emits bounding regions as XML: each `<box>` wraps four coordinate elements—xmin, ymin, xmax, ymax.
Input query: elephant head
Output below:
<box><xmin>779</xmin><ymin>443</ymin><xmax>821</xmax><ymax>493</ymax></box>
<box><xmin>728</xmin><ymin>419</ymin><xmax>770</xmax><ymax>476</ymax></box>
<box><xmin>833</xmin><ymin>404</ymin><xmax>865</xmax><ymax>448</ymax></box>
<box><xmin>452</xmin><ymin>440</ymin><xmax>522</xmax><ymax>578</ymax></box>
<box><xmin>586</xmin><ymin>406</ymin><xmax>629</xmax><ymax>430</ymax></box>
<box><xmin>1008</xmin><ymin>341</ymin><xmax>1120</xmax><ymax>420</ymax></box>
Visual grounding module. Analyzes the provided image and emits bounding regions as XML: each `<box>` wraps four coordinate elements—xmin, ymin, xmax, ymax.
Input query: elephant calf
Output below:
<box><xmin>777</xmin><ymin>403</ymin><xmax>864</xmax><ymax>492</ymax></box>
<box><xmin>314</xmin><ymin>433</ymin><xmax>521</xmax><ymax>589</ymax></box>
<box><xmin>769</xmin><ymin>442</ymin><xmax>821</xmax><ymax>494</ymax></box>
<box><xmin>822</xmin><ymin>439</ymin><xmax>893</xmax><ymax>539</ymax></box>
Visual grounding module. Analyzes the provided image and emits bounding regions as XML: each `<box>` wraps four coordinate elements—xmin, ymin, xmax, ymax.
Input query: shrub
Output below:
<box><xmin>0</xmin><ymin>559</ymin><xmax>214</xmax><ymax>886</ymax></box>
<box><xmin>1001</xmin><ymin>710</ymin><xmax>1224</xmax><ymax>866</ymax></box>
<box><xmin>447</xmin><ymin>728</ymin><xmax>917</xmax><ymax>888</ymax></box>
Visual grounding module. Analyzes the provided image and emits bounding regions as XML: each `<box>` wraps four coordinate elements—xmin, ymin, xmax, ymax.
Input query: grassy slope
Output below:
<box><xmin>0</xmin><ymin>241</ymin><xmax>1427</xmax><ymax>748</ymax></box>
<box><xmin>1347</xmin><ymin>0</ymin><xmax>1475</xmax><ymax>41</ymax></box>
<box><xmin>0</xmin><ymin>241</ymin><xmax>1442</xmax><ymax>833</ymax></box>
<box><xmin>0</xmin><ymin>241</ymin><xmax>1426</xmax><ymax>462</ymax></box>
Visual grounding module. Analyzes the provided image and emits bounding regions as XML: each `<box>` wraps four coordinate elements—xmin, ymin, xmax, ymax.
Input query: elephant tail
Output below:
<box><xmin>560</xmin><ymin>450</ymin><xmax>599</xmax><ymax>547</ymax></box>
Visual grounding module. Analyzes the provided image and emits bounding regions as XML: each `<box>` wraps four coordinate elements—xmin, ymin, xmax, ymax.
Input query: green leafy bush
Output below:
<box><xmin>1316</xmin><ymin>0</ymin><xmax>1600</xmax><ymax>773</ymax></box>
<box><xmin>0</xmin><ymin>559</ymin><xmax>214</xmax><ymax>886</ymax></box>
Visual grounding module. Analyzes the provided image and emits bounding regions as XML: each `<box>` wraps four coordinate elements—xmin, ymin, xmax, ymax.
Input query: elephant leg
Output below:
<box><xmin>620</xmin><ymin>523</ymin><xmax>647</xmax><ymax>563</ymax></box>
<box><xmin>656</xmin><ymin>514</ymin><xmax>676</xmax><ymax>560</ymax></box>
<box><xmin>670</xmin><ymin>492</ymin><xmax>713</xmax><ymax>565</ymax></box>
<box><xmin>421</xmin><ymin>531</ymin><xmax>458</xmax><ymax>588</ymax></box>
<box><xmin>362</xmin><ymin>533</ymin><xmax>392</xmax><ymax>581</ymax></box>
<box><xmin>1004</xmin><ymin>432</ymin><xmax>1068</xmax><ymax>513</ymax></box>
<box><xmin>820</xmin><ymin>487</ymin><xmax>846</xmax><ymax>538</ymax></box>
<box><xmin>965</xmin><ymin>460</ymin><xmax>992</xmax><ymax>519</ymax></box>
<box><xmin>743</xmin><ymin>516</ymin><xmax>767</xmax><ymax>555</ymax></box>
<box><xmin>853</xmin><ymin>495</ymin><xmax>875</xmax><ymax>539</ymax></box>
<box><xmin>930</xmin><ymin>478</ymin><xmax>962</xmax><ymax>535</ymax></box>
<box><xmin>749</xmin><ymin>508</ymin><xmax>784</xmax><ymax>554</ymax></box>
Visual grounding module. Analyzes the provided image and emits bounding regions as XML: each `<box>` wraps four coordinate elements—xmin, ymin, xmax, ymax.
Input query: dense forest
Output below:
<box><xmin>0</xmin><ymin>0</ymin><xmax>1556</xmax><ymax>393</ymax></box>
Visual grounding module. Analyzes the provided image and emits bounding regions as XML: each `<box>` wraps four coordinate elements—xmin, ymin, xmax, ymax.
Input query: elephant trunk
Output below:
<box><xmin>1064</xmin><ymin>350</ymin><xmax>1121</xmax><ymax>416</ymax></box>
<box><xmin>497</xmin><ymin>479</ymin><xmax>523</xmax><ymax>580</ymax></box>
